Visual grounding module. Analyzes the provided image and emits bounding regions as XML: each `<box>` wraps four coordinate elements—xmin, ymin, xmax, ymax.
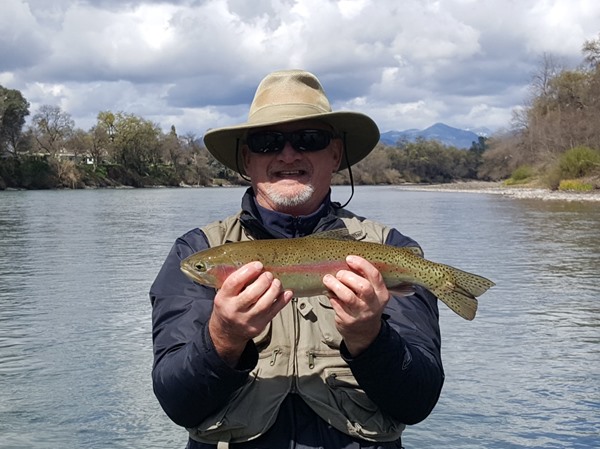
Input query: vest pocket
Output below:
<box><xmin>316</xmin><ymin>296</ymin><xmax>343</xmax><ymax>348</ymax></box>
<box><xmin>324</xmin><ymin>367</ymin><xmax>379</xmax><ymax>413</ymax></box>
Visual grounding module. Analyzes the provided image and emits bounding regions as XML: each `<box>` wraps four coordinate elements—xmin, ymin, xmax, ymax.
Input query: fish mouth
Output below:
<box><xmin>180</xmin><ymin>264</ymin><xmax>200</xmax><ymax>282</ymax></box>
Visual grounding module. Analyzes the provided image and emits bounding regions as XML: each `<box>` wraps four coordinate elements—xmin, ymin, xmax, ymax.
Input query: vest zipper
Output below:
<box><xmin>290</xmin><ymin>297</ymin><xmax>299</xmax><ymax>394</ymax></box>
<box><xmin>307</xmin><ymin>350</ymin><xmax>340</xmax><ymax>370</ymax></box>
<box><xmin>269</xmin><ymin>348</ymin><xmax>280</xmax><ymax>366</ymax></box>
<box><xmin>307</xmin><ymin>351</ymin><xmax>315</xmax><ymax>369</ymax></box>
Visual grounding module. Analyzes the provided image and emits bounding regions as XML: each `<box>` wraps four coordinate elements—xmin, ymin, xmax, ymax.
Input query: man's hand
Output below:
<box><xmin>323</xmin><ymin>255</ymin><xmax>390</xmax><ymax>356</ymax></box>
<box><xmin>208</xmin><ymin>261</ymin><xmax>293</xmax><ymax>367</ymax></box>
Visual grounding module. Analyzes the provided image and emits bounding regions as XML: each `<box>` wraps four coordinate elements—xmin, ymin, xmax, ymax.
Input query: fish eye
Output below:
<box><xmin>194</xmin><ymin>261</ymin><xmax>207</xmax><ymax>272</ymax></box>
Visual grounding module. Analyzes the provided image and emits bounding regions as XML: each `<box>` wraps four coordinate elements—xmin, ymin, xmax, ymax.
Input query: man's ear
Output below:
<box><xmin>241</xmin><ymin>145</ymin><xmax>251</xmax><ymax>171</ymax></box>
<box><xmin>332</xmin><ymin>139</ymin><xmax>343</xmax><ymax>172</ymax></box>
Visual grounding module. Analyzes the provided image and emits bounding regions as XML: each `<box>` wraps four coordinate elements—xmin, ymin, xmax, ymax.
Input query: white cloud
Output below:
<box><xmin>337</xmin><ymin>0</ymin><xmax>369</xmax><ymax>19</ymax></box>
<box><xmin>1</xmin><ymin>0</ymin><xmax>598</xmax><ymax>136</ymax></box>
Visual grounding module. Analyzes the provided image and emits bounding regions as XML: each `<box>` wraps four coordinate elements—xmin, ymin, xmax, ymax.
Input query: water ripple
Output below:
<box><xmin>1</xmin><ymin>187</ymin><xmax>598</xmax><ymax>449</ymax></box>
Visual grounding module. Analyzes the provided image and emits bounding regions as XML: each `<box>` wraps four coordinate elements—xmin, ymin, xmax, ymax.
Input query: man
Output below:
<box><xmin>151</xmin><ymin>69</ymin><xmax>444</xmax><ymax>449</ymax></box>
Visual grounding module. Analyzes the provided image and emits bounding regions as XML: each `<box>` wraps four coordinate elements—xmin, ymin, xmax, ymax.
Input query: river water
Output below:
<box><xmin>0</xmin><ymin>186</ymin><xmax>598</xmax><ymax>449</ymax></box>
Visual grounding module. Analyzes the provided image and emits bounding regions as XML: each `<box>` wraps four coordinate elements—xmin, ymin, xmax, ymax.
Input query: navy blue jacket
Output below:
<box><xmin>150</xmin><ymin>189</ymin><xmax>444</xmax><ymax>449</ymax></box>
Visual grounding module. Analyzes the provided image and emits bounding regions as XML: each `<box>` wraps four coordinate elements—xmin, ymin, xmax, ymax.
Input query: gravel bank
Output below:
<box><xmin>396</xmin><ymin>181</ymin><xmax>600</xmax><ymax>202</ymax></box>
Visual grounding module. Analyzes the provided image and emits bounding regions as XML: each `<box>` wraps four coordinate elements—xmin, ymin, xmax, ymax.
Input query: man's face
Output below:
<box><xmin>242</xmin><ymin>120</ymin><xmax>343</xmax><ymax>216</ymax></box>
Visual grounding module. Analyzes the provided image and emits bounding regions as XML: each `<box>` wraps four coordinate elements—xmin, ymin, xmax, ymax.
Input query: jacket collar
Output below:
<box><xmin>239</xmin><ymin>188</ymin><xmax>342</xmax><ymax>239</ymax></box>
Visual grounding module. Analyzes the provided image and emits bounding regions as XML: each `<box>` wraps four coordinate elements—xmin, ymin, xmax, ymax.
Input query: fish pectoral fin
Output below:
<box><xmin>389</xmin><ymin>283</ymin><xmax>415</xmax><ymax>297</ymax></box>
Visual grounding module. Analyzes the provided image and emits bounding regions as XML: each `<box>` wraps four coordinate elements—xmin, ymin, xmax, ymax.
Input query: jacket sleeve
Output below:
<box><xmin>341</xmin><ymin>228</ymin><xmax>445</xmax><ymax>425</ymax></box>
<box><xmin>150</xmin><ymin>229</ymin><xmax>258</xmax><ymax>429</ymax></box>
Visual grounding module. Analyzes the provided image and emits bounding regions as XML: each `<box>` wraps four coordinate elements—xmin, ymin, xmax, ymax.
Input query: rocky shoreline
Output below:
<box><xmin>396</xmin><ymin>181</ymin><xmax>600</xmax><ymax>202</ymax></box>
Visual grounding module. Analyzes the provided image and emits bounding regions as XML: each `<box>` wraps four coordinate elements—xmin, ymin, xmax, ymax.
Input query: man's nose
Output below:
<box><xmin>277</xmin><ymin>141</ymin><xmax>303</xmax><ymax>161</ymax></box>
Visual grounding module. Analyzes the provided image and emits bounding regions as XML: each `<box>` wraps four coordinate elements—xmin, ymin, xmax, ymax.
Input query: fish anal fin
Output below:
<box><xmin>436</xmin><ymin>289</ymin><xmax>478</xmax><ymax>321</ymax></box>
<box><xmin>389</xmin><ymin>282</ymin><xmax>415</xmax><ymax>297</ymax></box>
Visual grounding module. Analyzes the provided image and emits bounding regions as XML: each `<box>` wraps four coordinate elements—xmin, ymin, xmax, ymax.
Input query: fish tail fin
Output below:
<box><xmin>434</xmin><ymin>267</ymin><xmax>495</xmax><ymax>321</ymax></box>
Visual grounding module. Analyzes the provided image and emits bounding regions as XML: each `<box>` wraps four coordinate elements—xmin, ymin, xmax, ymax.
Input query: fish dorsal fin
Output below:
<box><xmin>306</xmin><ymin>229</ymin><xmax>363</xmax><ymax>241</ymax></box>
<box><xmin>404</xmin><ymin>245</ymin><xmax>424</xmax><ymax>257</ymax></box>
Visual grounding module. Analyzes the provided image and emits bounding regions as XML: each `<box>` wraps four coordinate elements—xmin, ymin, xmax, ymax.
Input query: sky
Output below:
<box><xmin>1</xmin><ymin>0</ymin><xmax>599</xmax><ymax>138</ymax></box>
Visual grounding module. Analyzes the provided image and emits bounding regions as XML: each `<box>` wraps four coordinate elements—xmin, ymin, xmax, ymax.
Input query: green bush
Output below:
<box><xmin>558</xmin><ymin>146</ymin><xmax>600</xmax><ymax>178</ymax></box>
<box><xmin>558</xmin><ymin>179</ymin><xmax>594</xmax><ymax>191</ymax></box>
<box><xmin>512</xmin><ymin>165</ymin><xmax>534</xmax><ymax>181</ymax></box>
<box><xmin>504</xmin><ymin>165</ymin><xmax>534</xmax><ymax>185</ymax></box>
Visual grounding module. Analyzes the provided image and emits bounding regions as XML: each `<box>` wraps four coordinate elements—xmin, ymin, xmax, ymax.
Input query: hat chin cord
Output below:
<box><xmin>333</xmin><ymin>132</ymin><xmax>354</xmax><ymax>209</ymax></box>
<box><xmin>234</xmin><ymin>134</ymin><xmax>355</xmax><ymax>209</ymax></box>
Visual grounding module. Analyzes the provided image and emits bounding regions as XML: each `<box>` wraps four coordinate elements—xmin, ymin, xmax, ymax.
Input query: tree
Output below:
<box><xmin>97</xmin><ymin>111</ymin><xmax>117</xmax><ymax>142</ymax></box>
<box><xmin>103</xmin><ymin>111</ymin><xmax>161</xmax><ymax>175</ymax></box>
<box><xmin>0</xmin><ymin>85</ymin><xmax>30</xmax><ymax>158</ymax></box>
<box><xmin>161</xmin><ymin>125</ymin><xmax>184</xmax><ymax>168</ymax></box>
<box><xmin>484</xmin><ymin>35</ymin><xmax>600</xmax><ymax>186</ymax></box>
<box><xmin>530</xmin><ymin>53</ymin><xmax>563</xmax><ymax>101</ymax></box>
<box><xmin>65</xmin><ymin>128</ymin><xmax>93</xmax><ymax>163</ymax></box>
<box><xmin>31</xmin><ymin>105</ymin><xmax>75</xmax><ymax>157</ymax></box>
<box><xmin>582</xmin><ymin>33</ymin><xmax>600</xmax><ymax>69</ymax></box>
<box><xmin>88</xmin><ymin>124</ymin><xmax>110</xmax><ymax>169</ymax></box>
<box><xmin>469</xmin><ymin>136</ymin><xmax>489</xmax><ymax>154</ymax></box>
<box><xmin>353</xmin><ymin>144</ymin><xmax>401</xmax><ymax>184</ymax></box>
<box><xmin>521</xmin><ymin>54</ymin><xmax>566</xmax><ymax>160</ymax></box>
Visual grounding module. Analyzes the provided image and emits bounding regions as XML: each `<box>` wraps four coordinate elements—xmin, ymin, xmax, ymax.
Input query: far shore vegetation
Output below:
<box><xmin>2</xmin><ymin>35</ymin><xmax>600</xmax><ymax>192</ymax></box>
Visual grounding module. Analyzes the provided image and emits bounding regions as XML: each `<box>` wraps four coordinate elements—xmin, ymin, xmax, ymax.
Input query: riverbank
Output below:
<box><xmin>396</xmin><ymin>181</ymin><xmax>600</xmax><ymax>202</ymax></box>
<box><xmin>3</xmin><ymin>177</ymin><xmax>600</xmax><ymax>202</ymax></box>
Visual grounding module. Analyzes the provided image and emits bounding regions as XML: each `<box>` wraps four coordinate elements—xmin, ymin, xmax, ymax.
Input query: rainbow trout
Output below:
<box><xmin>180</xmin><ymin>230</ymin><xmax>495</xmax><ymax>320</ymax></box>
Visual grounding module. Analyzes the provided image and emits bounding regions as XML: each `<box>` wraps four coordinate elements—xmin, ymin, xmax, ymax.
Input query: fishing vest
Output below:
<box><xmin>187</xmin><ymin>210</ymin><xmax>406</xmax><ymax>444</ymax></box>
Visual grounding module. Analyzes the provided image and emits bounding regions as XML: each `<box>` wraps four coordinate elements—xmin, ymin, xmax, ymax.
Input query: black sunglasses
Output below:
<box><xmin>246</xmin><ymin>129</ymin><xmax>337</xmax><ymax>154</ymax></box>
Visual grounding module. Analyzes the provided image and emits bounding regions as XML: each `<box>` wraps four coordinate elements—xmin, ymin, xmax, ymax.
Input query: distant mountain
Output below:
<box><xmin>380</xmin><ymin>123</ymin><xmax>488</xmax><ymax>149</ymax></box>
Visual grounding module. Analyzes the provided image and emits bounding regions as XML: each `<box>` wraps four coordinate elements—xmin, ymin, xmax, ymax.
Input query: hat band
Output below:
<box><xmin>248</xmin><ymin>103</ymin><xmax>333</xmax><ymax>126</ymax></box>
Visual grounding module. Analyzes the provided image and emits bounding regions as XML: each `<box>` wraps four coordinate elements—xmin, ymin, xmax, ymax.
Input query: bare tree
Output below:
<box><xmin>31</xmin><ymin>105</ymin><xmax>75</xmax><ymax>157</ymax></box>
<box><xmin>530</xmin><ymin>53</ymin><xmax>563</xmax><ymax>101</ymax></box>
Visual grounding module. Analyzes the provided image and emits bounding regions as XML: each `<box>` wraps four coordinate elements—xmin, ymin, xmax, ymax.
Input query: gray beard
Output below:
<box><xmin>265</xmin><ymin>184</ymin><xmax>315</xmax><ymax>209</ymax></box>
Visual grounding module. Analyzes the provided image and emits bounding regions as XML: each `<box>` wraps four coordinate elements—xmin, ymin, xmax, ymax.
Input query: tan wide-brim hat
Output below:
<box><xmin>203</xmin><ymin>69</ymin><xmax>380</xmax><ymax>175</ymax></box>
